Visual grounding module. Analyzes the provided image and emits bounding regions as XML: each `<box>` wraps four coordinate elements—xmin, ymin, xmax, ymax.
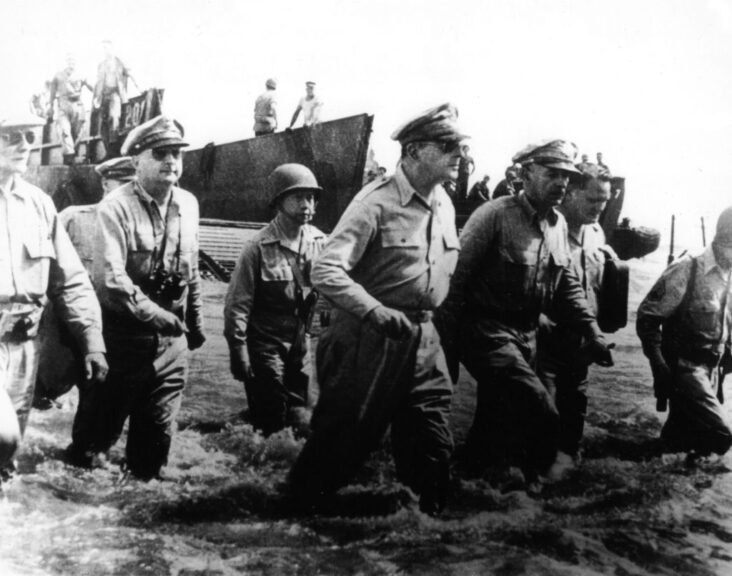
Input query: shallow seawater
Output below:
<box><xmin>3</xmin><ymin>265</ymin><xmax>732</xmax><ymax>575</ymax></box>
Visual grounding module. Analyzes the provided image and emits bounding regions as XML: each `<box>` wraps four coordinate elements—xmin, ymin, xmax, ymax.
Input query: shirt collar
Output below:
<box><xmin>702</xmin><ymin>245</ymin><xmax>727</xmax><ymax>277</ymax></box>
<box><xmin>134</xmin><ymin>182</ymin><xmax>174</xmax><ymax>213</ymax></box>
<box><xmin>516</xmin><ymin>191</ymin><xmax>559</xmax><ymax>226</ymax></box>
<box><xmin>394</xmin><ymin>162</ymin><xmax>437</xmax><ymax>209</ymax></box>
<box><xmin>0</xmin><ymin>176</ymin><xmax>28</xmax><ymax>201</ymax></box>
<box><xmin>264</xmin><ymin>215</ymin><xmax>323</xmax><ymax>251</ymax></box>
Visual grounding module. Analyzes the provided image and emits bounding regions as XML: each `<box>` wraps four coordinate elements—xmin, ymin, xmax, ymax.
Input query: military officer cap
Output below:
<box><xmin>94</xmin><ymin>156</ymin><xmax>136</xmax><ymax>181</ymax></box>
<box><xmin>0</xmin><ymin>113</ymin><xmax>45</xmax><ymax>131</ymax></box>
<box><xmin>305</xmin><ymin>81</ymin><xmax>316</xmax><ymax>87</ymax></box>
<box><xmin>715</xmin><ymin>206</ymin><xmax>732</xmax><ymax>247</ymax></box>
<box><xmin>390</xmin><ymin>102</ymin><xmax>469</xmax><ymax>145</ymax></box>
<box><xmin>512</xmin><ymin>139</ymin><xmax>581</xmax><ymax>174</ymax></box>
<box><xmin>121</xmin><ymin>115</ymin><xmax>188</xmax><ymax>156</ymax></box>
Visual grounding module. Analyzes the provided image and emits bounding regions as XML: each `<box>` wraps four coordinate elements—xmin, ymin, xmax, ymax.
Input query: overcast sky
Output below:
<box><xmin>4</xmin><ymin>0</ymin><xmax>732</xmax><ymax>247</ymax></box>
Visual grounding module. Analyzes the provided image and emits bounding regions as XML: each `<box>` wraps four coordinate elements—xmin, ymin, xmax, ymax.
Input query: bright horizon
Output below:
<box><xmin>4</xmin><ymin>0</ymin><xmax>732</xmax><ymax>248</ymax></box>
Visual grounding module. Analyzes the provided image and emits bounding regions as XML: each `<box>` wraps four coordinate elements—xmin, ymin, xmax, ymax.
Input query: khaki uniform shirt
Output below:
<box><xmin>223</xmin><ymin>215</ymin><xmax>326</xmax><ymax>354</ymax></box>
<box><xmin>444</xmin><ymin>192</ymin><xmax>597</xmax><ymax>334</ymax></box>
<box><xmin>50</xmin><ymin>68</ymin><xmax>89</xmax><ymax>105</ymax></box>
<box><xmin>60</xmin><ymin>205</ymin><xmax>98</xmax><ymax>275</ymax></box>
<box><xmin>637</xmin><ymin>247</ymin><xmax>732</xmax><ymax>356</ymax></box>
<box><xmin>93</xmin><ymin>182</ymin><xmax>203</xmax><ymax>334</ymax></box>
<box><xmin>253</xmin><ymin>90</ymin><xmax>278</xmax><ymax>133</ymax></box>
<box><xmin>94</xmin><ymin>56</ymin><xmax>130</xmax><ymax>103</ymax></box>
<box><xmin>311</xmin><ymin>163</ymin><xmax>460</xmax><ymax>318</ymax></box>
<box><xmin>0</xmin><ymin>177</ymin><xmax>104</xmax><ymax>354</ymax></box>
<box><xmin>565</xmin><ymin>222</ymin><xmax>608</xmax><ymax>316</ymax></box>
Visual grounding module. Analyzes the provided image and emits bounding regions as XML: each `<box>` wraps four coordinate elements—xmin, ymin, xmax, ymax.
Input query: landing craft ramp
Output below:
<box><xmin>179</xmin><ymin>114</ymin><xmax>374</xmax><ymax>233</ymax></box>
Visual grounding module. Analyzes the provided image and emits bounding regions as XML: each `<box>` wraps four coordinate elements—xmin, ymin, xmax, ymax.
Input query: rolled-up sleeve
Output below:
<box><xmin>311</xmin><ymin>200</ymin><xmax>382</xmax><ymax>318</ymax></box>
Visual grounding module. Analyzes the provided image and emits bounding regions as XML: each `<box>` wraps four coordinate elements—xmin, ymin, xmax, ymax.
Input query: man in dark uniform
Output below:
<box><xmin>536</xmin><ymin>162</ymin><xmax>616</xmax><ymax>479</ymax></box>
<box><xmin>0</xmin><ymin>113</ymin><xmax>107</xmax><ymax>483</ymax></box>
<box><xmin>467</xmin><ymin>175</ymin><xmax>490</xmax><ymax>203</ymax></box>
<box><xmin>288</xmin><ymin>103</ymin><xmax>465</xmax><ymax>515</ymax></box>
<box><xmin>491</xmin><ymin>164</ymin><xmax>522</xmax><ymax>199</ymax></box>
<box><xmin>637</xmin><ymin>207</ymin><xmax>732</xmax><ymax>461</ymax></box>
<box><xmin>90</xmin><ymin>115</ymin><xmax>205</xmax><ymax>480</ymax></box>
<box><xmin>224</xmin><ymin>164</ymin><xmax>326</xmax><ymax>436</ymax></box>
<box><xmin>441</xmin><ymin>140</ymin><xmax>613</xmax><ymax>490</ymax></box>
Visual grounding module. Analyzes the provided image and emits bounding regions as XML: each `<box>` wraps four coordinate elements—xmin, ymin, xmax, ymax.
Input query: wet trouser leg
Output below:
<box><xmin>56</xmin><ymin>113</ymin><xmax>75</xmax><ymax>156</ymax></box>
<box><xmin>390</xmin><ymin>321</ymin><xmax>453</xmax><ymax>491</ymax></box>
<box><xmin>247</xmin><ymin>335</ymin><xmax>309</xmax><ymax>436</ymax></box>
<box><xmin>101</xmin><ymin>93</ymin><xmax>122</xmax><ymax>156</ymax></box>
<box><xmin>0</xmin><ymin>340</ymin><xmax>39</xmax><ymax>470</ymax></box>
<box><xmin>537</xmin><ymin>326</ymin><xmax>588</xmax><ymax>457</ymax></box>
<box><xmin>125</xmin><ymin>334</ymin><xmax>188</xmax><ymax>479</ymax></box>
<box><xmin>663</xmin><ymin>358</ymin><xmax>732</xmax><ymax>456</ymax></box>
<box><xmin>86</xmin><ymin>332</ymin><xmax>157</xmax><ymax>458</ymax></box>
<box><xmin>288</xmin><ymin>312</ymin><xmax>424</xmax><ymax>501</ymax></box>
<box><xmin>464</xmin><ymin>332</ymin><xmax>559</xmax><ymax>480</ymax></box>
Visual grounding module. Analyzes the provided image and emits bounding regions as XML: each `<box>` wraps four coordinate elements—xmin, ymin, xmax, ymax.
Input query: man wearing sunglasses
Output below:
<box><xmin>0</xmin><ymin>114</ymin><xmax>107</xmax><ymax>486</ymax></box>
<box><xmin>87</xmin><ymin>115</ymin><xmax>205</xmax><ymax>480</ymax></box>
<box><xmin>441</xmin><ymin>140</ymin><xmax>613</xmax><ymax>493</ymax></box>
<box><xmin>288</xmin><ymin>103</ymin><xmax>464</xmax><ymax>515</ymax></box>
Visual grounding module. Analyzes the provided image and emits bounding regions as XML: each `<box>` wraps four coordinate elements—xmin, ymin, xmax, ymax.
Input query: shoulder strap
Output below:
<box><xmin>283</xmin><ymin>249</ymin><xmax>307</xmax><ymax>290</ymax></box>
<box><xmin>678</xmin><ymin>256</ymin><xmax>698</xmax><ymax>313</ymax></box>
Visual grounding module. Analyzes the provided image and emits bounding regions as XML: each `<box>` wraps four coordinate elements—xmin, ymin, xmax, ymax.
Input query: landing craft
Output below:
<box><xmin>24</xmin><ymin>87</ymin><xmax>657</xmax><ymax>275</ymax></box>
<box><xmin>24</xmin><ymin>88</ymin><xmax>373</xmax><ymax>278</ymax></box>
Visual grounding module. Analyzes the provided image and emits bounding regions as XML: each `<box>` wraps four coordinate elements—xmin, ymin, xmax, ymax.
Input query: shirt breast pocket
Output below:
<box><xmin>443</xmin><ymin>228</ymin><xmax>460</xmax><ymax>251</ymax></box>
<box><xmin>260</xmin><ymin>244</ymin><xmax>294</xmax><ymax>283</ymax></box>
<box><xmin>381</xmin><ymin>227</ymin><xmax>422</xmax><ymax>249</ymax></box>
<box><xmin>688</xmin><ymin>300</ymin><xmax>721</xmax><ymax>336</ymax></box>
<box><xmin>23</xmin><ymin>233</ymin><xmax>56</xmax><ymax>296</ymax></box>
<box><xmin>500</xmin><ymin>249</ymin><xmax>537</xmax><ymax>299</ymax></box>
<box><xmin>129</xmin><ymin>229</ymin><xmax>156</xmax><ymax>276</ymax></box>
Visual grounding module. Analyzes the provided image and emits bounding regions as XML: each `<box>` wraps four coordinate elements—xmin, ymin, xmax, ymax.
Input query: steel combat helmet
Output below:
<box><xmin>268</xmin><ymin>163</ymin><xmax>323</xmax><ymax>207</ymax></box>
<box><xmin>715</xmin><ymin>206</ymin><xmax>732</xmax><ymax>247</ymax></box>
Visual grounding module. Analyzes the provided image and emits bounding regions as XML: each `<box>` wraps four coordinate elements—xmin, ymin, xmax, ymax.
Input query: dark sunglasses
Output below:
<box><xmin>421</xmin><ymin>140</ymin><xmax>470</xmax><ymax>155</ymax></box>
<box><xmin>0</xmin><ymin>130</ymin><xmax>35</xmax><ymax>146</ymax></box>
<box><xmin>151</xmin><ymin>147</ymin><xmax>182</xmax><ymax>161</ymax></box>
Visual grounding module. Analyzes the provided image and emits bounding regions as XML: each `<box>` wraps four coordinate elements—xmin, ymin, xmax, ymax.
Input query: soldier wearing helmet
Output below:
<box><xmin>224</xmin><ymin>163</ymin><xmax>326</xmax><ymax>436</ymax></box>
<box><xmin>637</xmin><ymin>206</ymin><xmax>732</xmax><ymax>462</ymax></box>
